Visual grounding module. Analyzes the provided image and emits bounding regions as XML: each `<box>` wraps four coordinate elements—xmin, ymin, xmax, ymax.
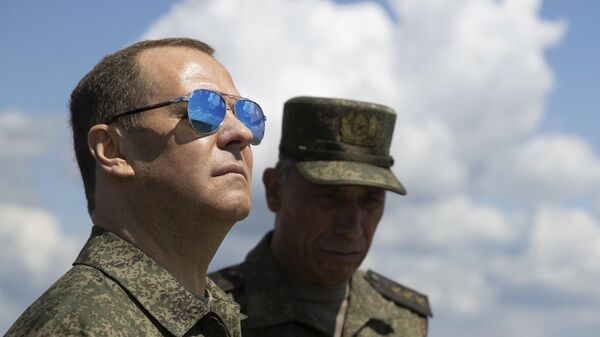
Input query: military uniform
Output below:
<box><xmin>6</xmin><ymin>226</ymin><xmax>241</xmax><ymax>337</ymax></box>
<box><xmin>210</xmin><ymin>233</ymin><xmax>432</xmax><ymax>337</ymax></box>
<box><xmin>210</xmin><ymin>96</ymin><xmax>432</xmax><ymax>337</ymax></box>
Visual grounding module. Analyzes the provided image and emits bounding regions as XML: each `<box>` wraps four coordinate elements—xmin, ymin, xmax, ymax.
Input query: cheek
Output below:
<box><xmin>304</xmin><ymin>213</ymin><xmax>338</xmax><ymax>246</ymax></box>
<box><xmin>363</xmin><ymin>212</ymin><xmax>383</xmax><ymax>243</ymax></box>
<box><xmin>287</xmin><ymin>209</ymin><xmax>326</xmax><ymax>243</ymax></box>
<box><xmin>172</xmin><ymin>147</ymin><xmax>211</xmax><ymax>180</ymax></box>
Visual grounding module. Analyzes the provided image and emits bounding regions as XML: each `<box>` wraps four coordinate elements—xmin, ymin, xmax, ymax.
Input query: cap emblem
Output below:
<box><xmin>340</xmin><ymin>113</ymin><xmax>378</xmax><ymax>146</ymax></box>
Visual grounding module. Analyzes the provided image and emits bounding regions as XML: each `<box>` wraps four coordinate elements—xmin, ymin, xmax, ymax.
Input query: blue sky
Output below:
<box><xmin>1</xmin><ymin>1</ymin><xmax>599</xmax><ymax>336</ymax></box>
<box><xmin>1</xmin><ymin>0</ymin><xmax>598</xmax><ymax>150</ymax></box>
<box><xmin>539</xmin><ymin>0</ymin><xmax>600</xmax><ymax>150</ymax></box>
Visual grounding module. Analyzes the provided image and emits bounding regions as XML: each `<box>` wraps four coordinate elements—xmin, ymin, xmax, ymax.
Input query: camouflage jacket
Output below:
<box><xmin>209</xmin><ymin>233</ymin><xmax>432</xmax><ymax>337</ymax></box>
<box><xmin>6</xmin><ymin>226</ymin><xmax>241</xmax><ymax>337</ymax></box>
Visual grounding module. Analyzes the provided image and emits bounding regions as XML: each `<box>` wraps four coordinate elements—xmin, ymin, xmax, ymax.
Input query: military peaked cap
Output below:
<box><xmin>279</xmin><ymin>96</ymin><xmax>406</xmax><ymax>194</ymax></box>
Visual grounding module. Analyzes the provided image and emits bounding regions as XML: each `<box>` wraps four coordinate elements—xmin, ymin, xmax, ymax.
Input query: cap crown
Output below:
<box><xmin>279</xmin><ymin>96</ymin><xmax>396</xmax><ymax>168</ymax></box>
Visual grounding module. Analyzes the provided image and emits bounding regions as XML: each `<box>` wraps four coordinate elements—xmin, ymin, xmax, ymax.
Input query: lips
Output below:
<box><xmin>320</xmin><ymin>248</ymin><xmax>362</xmax><ymax>263</ymax></box>
<box><xmin>323</xmin><ymin>249</ymin><xmax>360</xmax><ymax>256</ymax></box>
<box><xmin>213</xmin><ymin>163</ymin><xmax>247</xmax><ymax>179</ymax></box>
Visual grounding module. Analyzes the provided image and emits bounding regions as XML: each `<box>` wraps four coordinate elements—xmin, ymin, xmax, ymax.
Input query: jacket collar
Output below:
<box><xmin>243</xmin><ymin>232</ymin><xmax>329</xmax><ymax>334</ymax></box>
<box><xmin>74</xmin><ymin>226</ymin><xmax>239</xmax><ymax>337</ymax></box>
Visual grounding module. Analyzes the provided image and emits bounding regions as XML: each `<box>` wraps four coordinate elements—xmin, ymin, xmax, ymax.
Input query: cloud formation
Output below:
<box><xmin>0</xmin><ymin>204</ymin><xmax>79</xmax><ymax>332</ymax></box>
<box><xmin>478</xmin><ymin>134</ymin><xmax>600</xmax><ymax>202</ymax></box>
<box><xmin>0</xmin><ymin>110</ymin><xmax>85</xmax><ymax>333</ymax></box>
<box><xmin>0</xmin><ymin>110</ymin><xmax>81</xmax><ymax>205</ymax></box>
<box><xmin>0</xmin><ymin>0</ymin><xmax>587</xmax><ymax>336</ymax></box>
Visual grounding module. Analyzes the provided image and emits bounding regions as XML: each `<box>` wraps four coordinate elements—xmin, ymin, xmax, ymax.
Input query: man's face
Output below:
<box><xmin>268</xmin><ymin>168</ymin><xmax>385</xmax><ymax>285</ymax></box>
<box><xmin>123</xmin><ymin>47</ymin><xmax>254</xmax><ymax>224</ymax></box>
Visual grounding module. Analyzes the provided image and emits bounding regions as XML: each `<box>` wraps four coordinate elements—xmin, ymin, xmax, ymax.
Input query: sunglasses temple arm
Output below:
<box><xmin>107</xmin><ymin>99</ymin><xmax>185</xmax><ymax>124</ymax></box>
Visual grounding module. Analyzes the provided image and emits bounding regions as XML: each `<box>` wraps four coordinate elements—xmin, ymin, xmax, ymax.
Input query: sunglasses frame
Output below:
<box><xmin>106</xmin><ymin>89</ymin><xmax>266</xmax><ymax>144</ymax></box>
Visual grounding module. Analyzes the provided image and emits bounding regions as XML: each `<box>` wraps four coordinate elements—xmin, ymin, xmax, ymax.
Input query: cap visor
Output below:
<box><xmin>295</xmin><ymin>161</ymin><xmax>406</xmax><ymax>195</ymax></box>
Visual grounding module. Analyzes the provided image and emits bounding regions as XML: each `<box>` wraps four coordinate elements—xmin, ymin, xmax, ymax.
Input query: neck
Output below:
<box><xmin>92</xmin><ymin>203</ymin><xmax>232</xmax><ymax>297</ymax></box>
<box><xmin>288</xmin><ymin>275</ymin><xmax>349</xmax><ymax>302</ymax></box>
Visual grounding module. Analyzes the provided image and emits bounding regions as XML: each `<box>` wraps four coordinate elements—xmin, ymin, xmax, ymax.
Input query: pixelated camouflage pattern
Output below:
<box><xmin>209</xmin><ymin>233</ymin><xmax>429</xmax><ymax>337</ymax></box>
<box><xmin>6</xmin><ymin>226</ymin><xmax>241</xmax><ymax>337</ymax></box>
<box><xmin>296</xmin><ymin>161</ymin><xmax>406</xmax><ymax>195</ymax></box>
<box><xmin>279</xmin><ymin>96</ymin><xmax>406</xmax><ymax>195</ymax></box>
<box><xmin>365</xmin><ymin>271</ymin><xmax>432</xmax><ymax>318</ymax></box>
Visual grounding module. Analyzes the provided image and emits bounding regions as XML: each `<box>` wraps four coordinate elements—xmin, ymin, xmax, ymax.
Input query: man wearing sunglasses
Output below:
<box><xmin>210</xmin><ymin>97</ymin><xmax>432</xmax><ymax>337</ymax></box>
<box><xmin>7</xmin><ymin>38</ymin><xmax>265</xmax><ymax>337</ymax></box>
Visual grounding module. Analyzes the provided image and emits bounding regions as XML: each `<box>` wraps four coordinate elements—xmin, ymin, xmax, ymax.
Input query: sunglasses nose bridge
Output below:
<box><xmin>225</xmin><ymin>96</ymin><xmax>241</xmax><ymax>115</ymax></box>
<box><xmin>219</xmin><ymin>109</ymin><xmax>254</xmax><ymax>145</ymax></box>
<box><xmin>226</xmin><ymin>102</ymin><xmax>236</xmax><ymax>115</ymax></box>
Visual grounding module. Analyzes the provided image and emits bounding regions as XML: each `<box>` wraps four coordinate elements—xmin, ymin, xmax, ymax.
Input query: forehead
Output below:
<box><xmin>136</xmin><ymin>46</ymin><xmax>236</xmax><ymax>98</ymax></box>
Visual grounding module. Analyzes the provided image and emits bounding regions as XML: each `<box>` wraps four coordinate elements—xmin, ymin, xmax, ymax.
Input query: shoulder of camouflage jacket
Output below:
<box><xmin>364</xmin><ymin>270</ymin><xmax>433</xmax><ymax>318</ymax></box>
<box><xmin>209</xmin><ymin>263</ymin><xmax>245</xmax><ymax>292</ymax></box>
<box><xmin>5</xmin><ymin>265</ymin><xmax>159</xmax><ymax>336</ymax></box>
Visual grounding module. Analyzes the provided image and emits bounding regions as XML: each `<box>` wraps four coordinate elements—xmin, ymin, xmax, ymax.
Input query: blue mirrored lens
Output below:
<box><xmin>187</xmin><ymin>90</ymin><xmax>226</xmax><ymax>133</ymax></box>
<box><xmin>234</xmin><ymin>99</ymin><xmax>265</xmax><ymax>145</ymax></box>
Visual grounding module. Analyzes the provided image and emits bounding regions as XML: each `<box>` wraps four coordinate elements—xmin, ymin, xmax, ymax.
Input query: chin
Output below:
<box><xmin>219</xmin><ymin>195</ymin><xmax>251</xmax><ymax>221</ymax></box>
<box><xmin>231</xmin><ymin>205</ymin><xmax>251</xmax><ymax>221</ymax></box>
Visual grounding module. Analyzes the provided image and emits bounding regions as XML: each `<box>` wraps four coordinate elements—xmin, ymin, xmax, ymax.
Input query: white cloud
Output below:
<box><xmin>495</xmin><ymin>206</ymin><xmax>600</xmax><ymax>296</ymax></box>
<box><xmin>377</xmin><ymin>194</ymin><xmax>514</xmax><ymax>248</ymax></box>
<box><xmin>390</xmin><ymin>0</ymin><xmax>565</xmax><ymax>160</ymax></box>
<box><xmin>0</xmin><ymin>110</ymin><xmax>58</xmax><ymax>157</ymax></box>
<box><xmin>392</xmin><ymin>116</ymin><xmax>466</xmax><ymax>199</ymax></box>
<box><xmin>0</xmin><ymin>204</ymin><xmax>80</xmax><ymax>332</ymax></box>
<box><xmin>0</xmin><ymin>110</ymin><xmax>77</xmax><ymax>205</ymax></box>
<box><xmin>0</xmin><ymin>204</ymin><xmax>79</xmax><ymax>284</ymax></box>
<box><xmin>478</xmin><ymin>134</ymin><xmax>600</xmax><ymax>202</ymax></box>
<box><xmin>131</xmin><ymin>0</ymin><xmax>599</xmax><ymax>335</ymax></box>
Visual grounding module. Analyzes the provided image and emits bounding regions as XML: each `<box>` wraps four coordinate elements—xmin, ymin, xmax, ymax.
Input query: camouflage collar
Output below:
<box><xmin>343</xmin><ymin>271</ymin><xmax>395</xmax><ymax>336</ymax></box>
<box><xmin>73</xmin><ymin>226</ymin><xmax>238</xmax><ymax>337</ymax></box>
<box><xmin>243</xmin><ymin>232</ymin><xmax>329</xmax><ymax>334</ymax></box>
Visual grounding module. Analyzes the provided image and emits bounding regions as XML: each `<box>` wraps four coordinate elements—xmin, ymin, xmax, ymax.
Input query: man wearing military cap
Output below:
<box><xmin>210</xmin><ymin>97</ymin><xmax>432</xmax><ymax>337</ymax></box>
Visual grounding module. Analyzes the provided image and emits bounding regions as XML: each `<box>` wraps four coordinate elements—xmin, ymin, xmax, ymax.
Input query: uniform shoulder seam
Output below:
<box><xmin>365</xmin><ymin>269</ymin><xmax>433</xmax><ymax>318</ymax></box>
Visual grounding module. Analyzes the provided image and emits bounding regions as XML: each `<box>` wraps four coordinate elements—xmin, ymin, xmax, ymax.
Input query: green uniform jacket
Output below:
<box><xmin>210</xmin><ymin>233</ymin><xmax>432</xmax><ymax>337</ymax></box>
<box><xmin>6</xmin><ymin>226</ymin><xmax>241</xmax><ymax>337</ymax></box>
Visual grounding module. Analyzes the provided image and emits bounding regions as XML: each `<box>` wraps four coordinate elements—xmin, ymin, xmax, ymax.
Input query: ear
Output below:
<box><xmin>263</xmin><ymin>168</ymin><xmax>282</xmax><ymax>212</ymax></box>
<box><xmin>88</xmin><ymin>124</ymin><xmax>135</xmax><ymax>178</ymax></box>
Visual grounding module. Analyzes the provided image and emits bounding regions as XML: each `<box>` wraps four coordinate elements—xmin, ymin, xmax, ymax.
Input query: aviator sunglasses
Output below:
<box><xmin>107</xmin><ymin>89</ymin><xmax>266</xmax><ymax>145</ymax></box>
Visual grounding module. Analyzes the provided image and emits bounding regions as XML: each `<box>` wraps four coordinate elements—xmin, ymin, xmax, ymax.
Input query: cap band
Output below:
<box><xmin>280</xmin><ymin>144</ymin><xmax>394</xmax><ymax>168</ymax></box>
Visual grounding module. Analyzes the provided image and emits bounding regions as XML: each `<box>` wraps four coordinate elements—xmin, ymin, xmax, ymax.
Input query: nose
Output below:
<box><xmin>333</xmin><ymin>205</ymin><xmax>365</xmax><ymax>241</ymax></box>
<box><xmin>216</xmin><ymin>109</ymin><xmax>253</xmax><ymax>149</ymax></box>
